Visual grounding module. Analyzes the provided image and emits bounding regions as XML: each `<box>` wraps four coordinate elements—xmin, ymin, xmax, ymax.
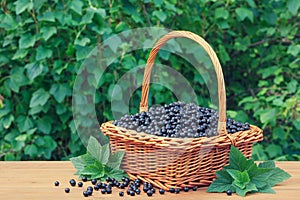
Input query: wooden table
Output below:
<box><xmin>0</xmin><ymin>161</ymin><xmax>299</xmax><ymax>200</ymax></box>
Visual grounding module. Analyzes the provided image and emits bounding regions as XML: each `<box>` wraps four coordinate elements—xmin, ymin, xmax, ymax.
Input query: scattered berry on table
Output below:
<box><xmin>113</xmin><ymin>101</ymin><xmax>250</xmax><ymax>138</ymax></box>
<box><xmin>83</xmin><ymin>191</ymin><xmax>89</xmax><ymax>197</ymax></box>
<box><xmin>54</xmin><ymin>181</ymin><xmax>59</xmax><ymax>186</ymax></box>
<box><xmin>106</xmin><ymin>187</ymin><xmax>112</xmax><ymax>194</ymax></box>
<box><xmin>69</xmin><ymin>179</ymin><xmax>76</xmax><ymax>186</ymax></box>
<box><xmin>183</xmin><ymin>186</ymin><xmax>189</xmax><ymax>192</ymax></box>
<box><xmin>119</xmin><ymin>191</ymin><xmax>124</xmax><ymax>197</ymax></box>
<box><xmin>87</xmin><ymin>189</ymin><xmax>93</xmax><ymax>196</ymax></box>
<box><xmin>64</xmin><ymin>188</ymin><xmax>70</xmax><ymax>193</ymax></box>
<box><xmin>91</xmin><ymin>179</ymin><xmax>97</xmax><ymax>185</ymax></box>
<box><xmin>101</xmin><ymin>188</ymin><xmax>106</xmax><ymax>194</ymax></box>
<box><xmin>82</xmin><ymin>176</ymin><xmax>87</xmax><ymax>182</ymax></box>
<box><xmin>192</xmin><ymin>186</ymin><xmax>198</xmax><ymax>191</ymax></box>
<box><xmin>169</xmin><ymin>188</ymin><xmax>175</xmax><ymax>193</ymax></box>
<box><xmin>159</xmin><ymin>188</ymin><xmax>165</xmax><ymax>194</ymax></box>
<box><xmin>87</xmin><ymin>186</ymin><xmax>93</xmax><ymax>191</ymax></box>
<box><xmin>147</xmin><ymin>190</ymin><xmax>153</xmax><ymax>197</ymax></box>
<box><xmin>78</xmin><ymin>182</ymin><xmax>83</xmax><ymax>187</ymax></box>
<box><xmin>94</xmin><ymin>185</ymin><xmax>100</xmax><ymax>190</ymax></box>
<box><xmin>175</xmin><ymin>188</ymin><xmax>180</xmax><ymax>194</ymax></box>
<box><xmin>226</xmin><ymin>189</ymin><xmax>232</xmax><ymax>196</ymax></box>
<box><xmin>135</xmin><ymin>188</ymin><xmax>141</xmax><ymax>195</ymax></box>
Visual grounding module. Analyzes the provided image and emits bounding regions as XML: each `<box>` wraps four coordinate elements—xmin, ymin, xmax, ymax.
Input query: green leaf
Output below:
<box><xmin>265</xmin><ymin>144</ymin><xmax>282</xmax><ymax>158</ymax></box>
<box><xmin>107</xmin><ymin>151</ymin><xmax>125</xmax><ymax>169</ymax></box>
<box><xmin>87</xmin><ymin>136</ymin><xmax>110</xmax><ymax>164</ymax></box>
<box><xmin>37</xmin><ymin>12</ymin><xmax>56</xmax><ymax>22</ymax></box>
<box><xmin>24</xmin><ymin>144</ymin><xmax>38</xmax><ymax>157</ymax></box>
<box><xmin>81</xmin><ymin>162</ymin><xmax>104</xmax><ymax>176</ymax></box>
<box><xmin>70</xmin><ymin>156</ymin><xmax>86</xmax><ymax>173</ymax></box>
<box><xmin>207</xmin><ymin>170</ymin><xmax>233</xmax><ymax>192</ymax></box>
<box><xmin>106</xmin><ymin>168</ymin><xmax>128</xmax><ymax>181</ymax></box>
<box><xmin>2</xmin><ymin>114</ymin><xmax>14</xmax><ymax>129</ymax></box>
<box><xmin>74</xmin><ymin>37</ymin><xmax>91</xmax><ymax>46</ymax></box>
<box><xmin>287</xmin><ymin>0</ymin><xmax>300</xmax><ymax>15</ymax></box>
<box><xmin>12</xmin><ymin>49</ymin><xmax>29</xmax><ymax>60</ymax></box>
<box><xmin>36</xmin><ymin>117</ymin><xmax>52</xmax><ymax>134</ymax></box>
<box><xmin>248</xmin><ymin>164</ymin><xmax>272</xmax><ymax>188</ymax></box>
<box><xmin>267</xmin><ymin>167</ymin><xmax>291</xmax><ymax>187</ymax></box>
<box><xmin>153</xmin><ymin>10</ymin><xmax>167</xmax><ymax>22</ymax></box>
<box><xmin>287</xmin><ymin>44</ymin><xmax>300</xmax><ymax>57</ymax></box>
<box><xmin>235</xmin><ymin>182</ymin><xmax>257</xmax><ymax>197</ymax></box>
<box><xmin>19</xmin><ymin>33</ymin><xmax>36</xmax><ymax>49</ymax></box>
<box><xmin>0</xmin><ymin>14</ymin><xmax>18</xmax><ymax>30</ymax></box>
<box><xmin>218</xmin><ymin>45</ymin><xmax>230</xmax><ymax>63</ymax></box>
<box><xmin>70</xmin><ymin>0</ymin><xmax>83</xmax><ymax>15</ymax></box>
<box><xmin>50</xmin><ymin>83</ymin><xmax>72</xmax><ymax>103</ymax></box>
<box><xmin>235</xmin><ymin>7</ymin><xmax>254</xmax><ymax>22</ymax></box>
<box><xmin>81</xmin><ymin>8</ymin><xmax>95</xmax><ymax>24</ymax></box>
<box><xmin>258</xmin><ymin>185</ymin><xmax>276</xmax><ymax>193</ymax></box>
<box><xmin>215</xmin><ymin>8</ymin><xmax>229</xmax><ymax>19</ymax></box>
<box><xmin>227</xmin><ymin>170</ymin><xmax>250</xmax><ymax>189</ymax></box>
<box><xmin>40</xmin><ymin>26</ymin><xmax>57</xmax><ymax>41</ymax></box>
<box><xmin>287</xmin><ymin>79</ymin><xmax>298</xmax><ymax>93</ymax></box>
<box><xmin>30</xmin><ymin>88</ymin><xmax>50</xmax><ymax>108</ymax></box>
<box><xmin>36</xmin><ymin>46</ymin><xmax>53</xmax><ymax>60</ymax></box>
<box><xmin>75</xmin><ymin>45</ymin><xmax>93</xmax><ymax>61</ymax></box>
<box><xmin>260</xmin><ymin>108</ymin><xmax>276</xmax><ymax>124</ymax></box>
<box><xmin>25</xmin><ymin>62</ymin><xmax>45</xmax><ymax>81</ymax></box>
<box><xmin>226</xmin><ymin>146</ymin><xmax>254</xmax><ymax>171</ymax></box>
<box><xmin>14</xmin><ymin>0</ymin><xmax>33</xmax><ymax>15</ymax></box>
<box><xmin>16</xmin><ymin>115</ymin><xmax>34</xmax><ymax>133</ymax></box>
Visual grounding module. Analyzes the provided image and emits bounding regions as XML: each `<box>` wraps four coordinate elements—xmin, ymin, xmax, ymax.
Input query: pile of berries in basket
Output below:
<box><xmin>113</xmin><ymin>101</ymin><xmax>250</xmax><ymax>138</ymax></box>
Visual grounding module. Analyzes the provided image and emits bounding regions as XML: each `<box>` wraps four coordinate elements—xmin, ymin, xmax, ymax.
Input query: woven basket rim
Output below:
<box><xmin>101</xmin><ymin>121</ymin><xmax>263</xmax><ymax>149</ymax></box>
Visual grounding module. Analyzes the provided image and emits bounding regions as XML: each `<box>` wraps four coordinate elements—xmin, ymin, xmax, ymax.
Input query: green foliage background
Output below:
<box><xmin>0</xmin><ymin>0</ymin><xmax>299</xmax><ymax>161</ymax></box>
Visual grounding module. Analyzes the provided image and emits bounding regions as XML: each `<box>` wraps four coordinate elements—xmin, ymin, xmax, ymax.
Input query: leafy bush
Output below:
<box><xmin>0</xmin><ymin>0</ymin><xmax>299</xmax><ymax>160</ymax></box>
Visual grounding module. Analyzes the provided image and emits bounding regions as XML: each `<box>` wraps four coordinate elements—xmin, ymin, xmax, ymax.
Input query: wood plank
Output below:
<box><xmin>0</xmin><ymin>161</ymin><xmax>299</xmax><ymax>200</ymax></box>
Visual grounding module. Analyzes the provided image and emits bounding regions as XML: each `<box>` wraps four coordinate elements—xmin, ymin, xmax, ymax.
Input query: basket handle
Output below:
<box><xmin>139</xmin><ymin>31</ymin><xmax>227</xmax><ymax>135</ymax></box>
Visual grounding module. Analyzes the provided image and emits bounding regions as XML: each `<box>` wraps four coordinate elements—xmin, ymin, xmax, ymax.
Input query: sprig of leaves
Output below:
<box><xmin>70</xmin><ymin>136</ymin><xmax>128</xmax><ymax>181</ymax></box>
<box><xmin>207</xmin><ymin>146</ymin><xmax>291</xmax><ymax>196</ymax></box>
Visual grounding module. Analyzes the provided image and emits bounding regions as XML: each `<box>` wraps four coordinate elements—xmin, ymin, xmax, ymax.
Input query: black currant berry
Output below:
<box><xmin>83</xmin><ymin>191</ymin><xmax>89</xmax><ymax>197</ymax></box>
<box><xmin>183</xmin><ymin>186</ymin><xmax>189</xmax><ymax>192</ymax></box>
<box><xmin>192</xmin><ymin>186</ymin><xmax>198</xmax><ymax>191</ymax></box>
<box><xmin>147</xmin><ymin>190</ymin><xmax>153</xmax><ymax>196</ymax></box>
<box><xmin>82</xmin><ymin>176</ymin><xmax>87</xmax><ymax>182</ymax></box>
<box><xmin>87</xmin><ymin>186</ymin><xmax>93</xmax><ymax>191</ymax></box>
<box><xmin>135</xmin><ymin>188</ymin><xmax>141</xmax><ymax>195</ymax></box>
<box><xmin>101</xmin><ymin>188</ymin><xmax>106</xmax><ymax>194</ymax></box>
<box><xmin>119</xmin><ymin>191</ymin><xmax>124</xmax><ymax>197</ymax></box>
<box><xmin>54</xmin><ymin>181</ymin><xmax>59</xmax><ymax>186</ymax></box>
<box><xmin>159</xmin><ymin>188</ymin><xmax>165</xmax><ymax>194</ymax></box>
<box><xmin>65</xmin><ymin>188</ymin><xmax>70</xmax><ymax>193</ymax></box>
<box><xmin>87</xmin><ymin>189</ymin><xmax>92</xmax><ymax>196</ymax></box>
<box><xmin>78</xmin><ymin>182</ymin><xmax>83</xmax><ymax>187</ymax></box>
<box><xmin>91</xmin><ymin>179</ymin><xmax>97</xmax><ymax>185</ymax></box>
<box><xmin>175</xmin><ymin>188</ymin><xmax>180</xmax><ymax>194</ymax></box>
<box><xmin>169</xmin><ymin>188</ymin><xmax>175</xmax><ymax>193</ymax></box>
<box><xmin>69</xmin><ymin>179</ymin><xmax>76</xmax><ymax>186</ymax></box>
<box><xmin>226</xmin><ymin>189</ymin><xmax>232</xmax><ymax>196</ymax></box>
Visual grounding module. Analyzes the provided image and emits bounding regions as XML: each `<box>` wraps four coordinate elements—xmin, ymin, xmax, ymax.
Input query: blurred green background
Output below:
<box><xmin>0</xmin><ymin>0</ymin><xmax>299</xmax><ymax>161</ymax></box>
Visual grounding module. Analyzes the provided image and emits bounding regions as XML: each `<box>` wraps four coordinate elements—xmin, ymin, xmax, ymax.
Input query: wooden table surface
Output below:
<box><xmin>0</xmin><ymin>161</ymin><xmax>299</xmax><ymax>200</ymax></box>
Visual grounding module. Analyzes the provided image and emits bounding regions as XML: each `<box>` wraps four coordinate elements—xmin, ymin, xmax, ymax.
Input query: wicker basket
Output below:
<box><xmin>100</xmin><ymin>31</ymin><xmax>263</xmax><ymax>190</ymax></box>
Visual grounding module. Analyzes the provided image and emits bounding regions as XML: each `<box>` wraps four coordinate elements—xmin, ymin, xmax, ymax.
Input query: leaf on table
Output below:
<box><xmin>87</xmin><ymin>136</ymin><xmax>110</xmax><ymax>164</ymax></box>
<box><xmin>267</xmin><ymin>167</ymin><xmax>291</xmax><ymax>187</ymax></box>
<box><xmin>107</xmin><ymin>151</ymin><xmax>125</xmax><ymax>169</ymax></box>
<box><xmin>207</xmin><ymin>169</ymin><xmax>233</xmax><ymax>192</ymax></box>
<box><xmin>225</xmin><ymin>146</ymin><xmax>254</xmax><ymax>171</ymax></box>
<box><xmin>236</xmin><ymin>182</ymin><xmax>257</xmax><ymax>197</ymax></box>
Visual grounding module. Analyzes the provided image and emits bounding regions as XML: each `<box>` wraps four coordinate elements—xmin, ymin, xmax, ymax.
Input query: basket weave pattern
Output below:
<box><xmin>100</xmin><ymin>31</ymin><xmax>263</xmax><ymax>190</ymax></box>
